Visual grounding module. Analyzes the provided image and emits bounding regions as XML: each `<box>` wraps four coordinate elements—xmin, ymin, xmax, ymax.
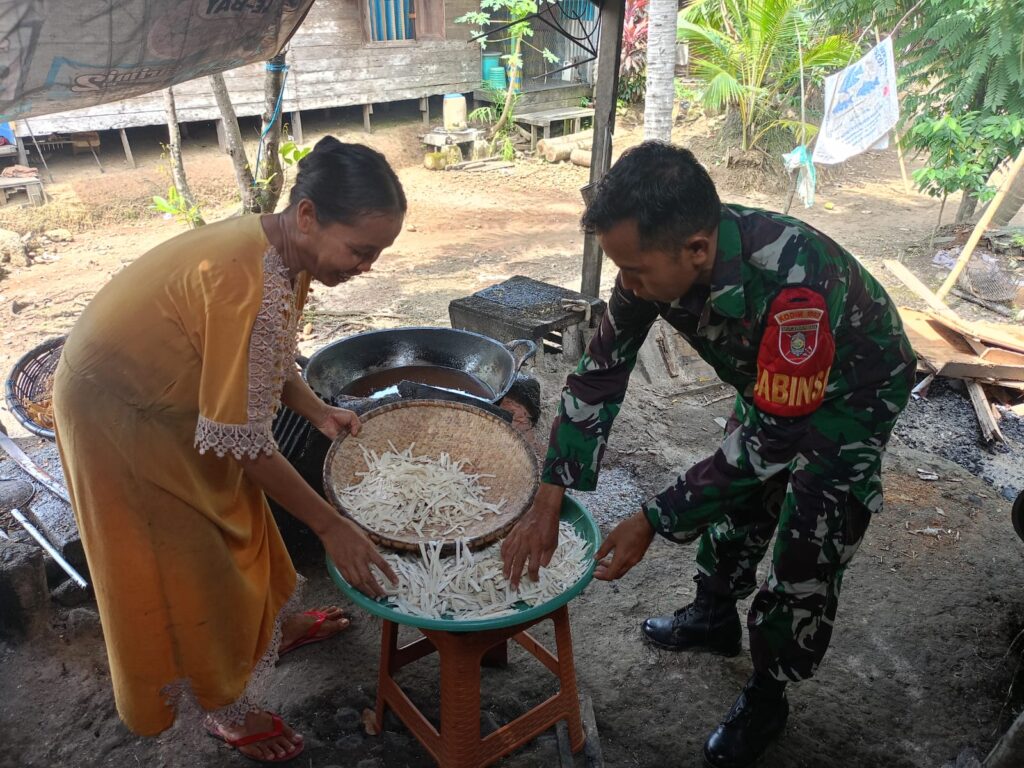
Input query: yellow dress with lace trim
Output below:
<box><xmin>52</xmin><ymin>215</ymin><xmax>311</xmax><ymax>736</ymax></box>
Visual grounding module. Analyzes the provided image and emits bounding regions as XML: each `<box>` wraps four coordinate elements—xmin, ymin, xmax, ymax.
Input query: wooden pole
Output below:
<box><xmin>581</xmin><ymin>0</ymin><xmax>626</xmax><ymax>299</ymax></box>
<box><xmin>118</xmin><ymin>128</ymin><xmax>136</xmax><ymax>169</ymax></box>
<box><xmin>874</xmin><ymin>28</ymin><xmax>911</xmax><ymax>193</ymax></box>
<box><xmin>894</xmin><ymin>129</ymin><xmax>911</xmax><ymax>193</ymax></box>
<box><xmin>22</xmin><ymin>120</ymin><xmax>53</xmax><ymax>182</ymax></box>
<box><xmin>936</xmin><ymin>146</ymin><xmax>1024</xmax><ymax>300</ymax></box>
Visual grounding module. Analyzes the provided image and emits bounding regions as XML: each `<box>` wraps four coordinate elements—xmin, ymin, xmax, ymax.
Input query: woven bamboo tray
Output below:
<box><xmin>323</xmin><ymin>400</ymin><xmax>539</xmax><ymax>553</ymax></box>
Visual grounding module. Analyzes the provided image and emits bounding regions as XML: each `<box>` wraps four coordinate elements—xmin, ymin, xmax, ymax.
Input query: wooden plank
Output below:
<box><xmin>515</xmin><ymin>107</ymin><xmax>595</xmax><ymax>125</ymax></box>
<box><xmin>655</xmin><ymin>323</ymin><xmax>680</xmax><ymax>377</ymax></box>
<box><xmin>967</xmin><ymin>380</ymin><xmax>1004</xmax><ymax>443</ymax></box>
<box><xmin>900</xmin><ymin>309</ymin><xmax>1024</xmax><ymax>382</ymax></box>
<box><xmin>980</xmin><ymin>347</ymin><xmax>1024</xmax><ymax>367</ymax></box>
<box><xmin>926</xmin><ymin>311</ymin><xmax>1024</xmax><ymax>356</ymax></box>
<box><xmin>579</xmin><ymin>692</ymin><xmax>604</xmax><ymax>768</ymax></box>
<box><xmin>883</xmin><ymin>260</ymin><xmax>954</xmax><ymax>316</ymax></box>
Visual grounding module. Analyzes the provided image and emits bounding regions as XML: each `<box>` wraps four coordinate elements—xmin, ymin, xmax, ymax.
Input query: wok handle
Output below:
<box><xmin>505</xmin><ymin>339</ymin><xmax>538</xmax><ymax>370</ymax></box>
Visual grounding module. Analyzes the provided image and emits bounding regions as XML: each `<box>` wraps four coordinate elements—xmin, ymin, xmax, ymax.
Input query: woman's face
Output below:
<box><xmin>296</xmin><ymin>200</ymin><xmax>404</xmax><ymax>287</ymax></box>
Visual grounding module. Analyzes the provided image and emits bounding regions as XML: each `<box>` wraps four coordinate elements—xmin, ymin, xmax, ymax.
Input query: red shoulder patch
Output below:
<box><xmin>753</xmin><ymin>288</ymin><xmax>835</xmax><ymax>417</ymax></box>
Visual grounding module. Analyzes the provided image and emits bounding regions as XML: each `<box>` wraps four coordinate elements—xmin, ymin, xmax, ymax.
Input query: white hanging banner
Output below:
<box><xmin>812</xmin><ymin>36</ymin><xmax>899</xmax><ymax>165</ymax></box>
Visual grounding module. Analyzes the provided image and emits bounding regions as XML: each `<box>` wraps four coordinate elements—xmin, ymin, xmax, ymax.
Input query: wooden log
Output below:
<box><xmin>579</xmin><ymin>692</ymin><xmax>605</xmax><ymax>768</ymax></box>
<box><xmin>967</xmin><ymin>380</ymin><xmax>1004</xmax><ymax>443</ymax></box>
<box><xmin>570</xmin><ymin>148</ymin><xmax>592</xmax><ymax>167</ymax></box>
<box><xmin>536</xmin><ymin>130</ymin><xmax>595</xmax><ymax>155</ymax></box>
<box><xmin>543</xmin><ymin>144</ymin><xmax>573</xmax><ymax>163</ymax></box>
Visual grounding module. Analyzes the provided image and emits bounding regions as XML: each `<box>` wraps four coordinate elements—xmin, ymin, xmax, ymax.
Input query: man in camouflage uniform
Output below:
<box><xmin>501</xmin><ymin>142</ymin><xmax>915</xmax><ymax>768</ymax></box>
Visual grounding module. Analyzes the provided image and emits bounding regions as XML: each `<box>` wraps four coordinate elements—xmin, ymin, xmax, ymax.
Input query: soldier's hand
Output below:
<box><xmin>594</xmin><ymin>510</ymin><xmax>655</xmax><ymax>581</ymax></box>
<box><xmin>502</xmin><ymin>483</ymin><xmax>565</xmax><ymax>589</ymax></box>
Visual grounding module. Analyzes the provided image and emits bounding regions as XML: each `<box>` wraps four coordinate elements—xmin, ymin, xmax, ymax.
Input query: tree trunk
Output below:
<box><xmin>254</xmin><ymin>51</ymin><xmax>287</xmax><ymax>213</ymax></box>
<box><xmin>209</xmin><ymin>72</ymin><xmax>257</xmax><ymax>213</ymax></box>
<box><xmin>642</xmin><ymin>0</ymin><xmax>678</xmax><ymax>142</ymax></box>
<box><xmin>489</xmin><ymin>36</ymin><xmax>522</xmax><ymax>140</ymax></box>
<box><xmin>955</xmin><ymin>193</ymin><xmax>979</xmax><ymax>223</ymax></box>
<box><xmin>988</xmin><ymin>158</ymin><xmax>1024</xmax><ymax>227</ymax></box>
<box><xmin>162</xmin><ymin>87</ymin><xmax>204</xmax><ymax>227</ymax></box>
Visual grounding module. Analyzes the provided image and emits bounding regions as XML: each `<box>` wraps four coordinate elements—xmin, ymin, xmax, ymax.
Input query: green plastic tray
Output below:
<box><xmin>326</xmin><ymin>496</ymin><xmax>601</xmax><ymax>633</ymax></box>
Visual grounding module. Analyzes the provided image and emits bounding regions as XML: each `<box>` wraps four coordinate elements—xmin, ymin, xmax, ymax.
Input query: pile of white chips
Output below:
<box><xmin>376</xmin><ymin>521</ymin><xmax>591</xmax><ymax>620</ymax></box>
<box><xmin>338</xmin><ymin>443</ymin><xmax>507</xmax><ymax>539</ymax></box>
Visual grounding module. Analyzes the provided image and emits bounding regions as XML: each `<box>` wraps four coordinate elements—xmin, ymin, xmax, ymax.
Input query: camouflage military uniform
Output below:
<box><xmin>543</xmin><ymin>204</ymin><xmax>916</xmax><ymax>682</ymax></box>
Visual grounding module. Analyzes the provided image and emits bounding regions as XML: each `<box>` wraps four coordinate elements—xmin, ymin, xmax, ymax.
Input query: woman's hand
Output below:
<box><xmin>321</xmin><ymin>517</ymin><xmax>398</xmax><ymax>598</ymax></box>
<box><xmin>313</xmin><ymin>406</ymin><xmax>361</xmax><ymax>440</ymax></box>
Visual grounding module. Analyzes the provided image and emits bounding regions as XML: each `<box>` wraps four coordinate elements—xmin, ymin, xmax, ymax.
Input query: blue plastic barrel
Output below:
<box><xmin>482</xmin><ymin>52</ymin><xmax>501</xmax><ymax>80</ymax></box>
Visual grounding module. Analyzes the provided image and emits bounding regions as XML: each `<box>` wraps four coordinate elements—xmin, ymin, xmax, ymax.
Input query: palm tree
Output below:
<box><xmin>679</xmin><ymin>0</ymin><xmax>854</xmax><ymax>152</ymax></box>
<box><xmin>642</xmin><ymin>0</ymin><xmax>679</xmax><ymax>141</ymax></box>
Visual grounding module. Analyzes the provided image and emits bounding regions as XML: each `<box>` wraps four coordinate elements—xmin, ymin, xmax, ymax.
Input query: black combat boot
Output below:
<box><xmin>703</xmin><ymin>673</ymin><xmax>789</xmax><ymax>768</ymax></box>
<box><xmin>641</xmin><ymin>577</ymin><xmax>742</xmax><ymax>655</ymax></box>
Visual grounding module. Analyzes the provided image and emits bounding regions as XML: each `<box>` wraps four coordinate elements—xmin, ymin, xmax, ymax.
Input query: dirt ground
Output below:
<box><xmin>1</xmin><ymin>105</ymin><xmax>1023</xmax><ymax>768</ymax></box>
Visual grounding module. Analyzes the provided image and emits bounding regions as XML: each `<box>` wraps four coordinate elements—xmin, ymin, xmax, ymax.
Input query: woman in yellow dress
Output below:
<box><xmin>53</xmin><ymin>137</ymin><xmax>402</xmax><ymax>763</ymax></box>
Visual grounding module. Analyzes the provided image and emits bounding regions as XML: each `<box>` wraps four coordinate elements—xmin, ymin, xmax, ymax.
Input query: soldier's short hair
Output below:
<box><xmin>581</xmin><ymin>141</ymin><xmax>720</xmax><ymax>253</ymax></box>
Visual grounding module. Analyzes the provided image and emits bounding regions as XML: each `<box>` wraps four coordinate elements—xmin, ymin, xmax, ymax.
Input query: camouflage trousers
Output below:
<box><xmin>693</xmin><ymin>472</ymin><xmax>871</xmax><ymax>683</ymax></box>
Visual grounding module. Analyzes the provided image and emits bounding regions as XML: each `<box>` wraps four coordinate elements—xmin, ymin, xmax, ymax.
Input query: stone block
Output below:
<box><xmin>0</xmin><ymin>540</ymin><xmax>49</xmax><ymax>638</ymax></box>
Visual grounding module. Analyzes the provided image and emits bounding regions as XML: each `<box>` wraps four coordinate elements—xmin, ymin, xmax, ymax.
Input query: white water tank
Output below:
<box><xmin>443</xmin><ymin>93</ymin><xmax>467</xmax><ymax>131</ymax></box>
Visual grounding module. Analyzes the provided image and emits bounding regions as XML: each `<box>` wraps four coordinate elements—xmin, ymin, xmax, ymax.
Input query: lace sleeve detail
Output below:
<box><xmin>194</xmin><ymin>245</ymin><xmax>299</xmax><ymax>460</ymax></box>
<box><xmin>195</xmin><ymin>415</ymin><xmax>276</xmax><ymax>460</ymax></box>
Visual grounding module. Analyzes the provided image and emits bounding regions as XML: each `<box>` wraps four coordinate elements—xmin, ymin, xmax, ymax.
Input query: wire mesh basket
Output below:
<box><xmin>4</xmin><ymin>336</ymin><xmax>65</xmax><ymax>440</ymax></box>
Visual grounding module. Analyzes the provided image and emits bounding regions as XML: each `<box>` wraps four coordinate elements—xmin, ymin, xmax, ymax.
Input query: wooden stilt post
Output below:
<box><xmin>119</xmin><ymin>129</ymin><xmax>136</xmax><ymax>169</ymax></box>
<box><xmin>580</xmin><ymin>0</ymin><xmax>626</xmax><ymax>298</ymax></box>
<box><xmin>23</xmin><ymin>120</ymin><xmax>54</xmax><ymax>183</ymax></box>
<box><xmin>363</xmin><ymin>104</ymin><xmax>373</xmax><ymax>133</ymax></box>
<box><xmin>215</xmin><ymin>119</ymin><xmax>227</xmax><ymax>152</ymax></box>
<box><xmin>291</xmin><ymin>110</ymin><xmax>304</xmax><ymax>145</ymax></box>
<box><xmin>420</xmin><ymin>96</ymin><xmax>429</xmax><ymax>127</ymax></box>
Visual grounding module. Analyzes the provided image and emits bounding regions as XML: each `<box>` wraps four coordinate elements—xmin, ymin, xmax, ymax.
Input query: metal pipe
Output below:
<box><xmin>9</xmin><ymin>508</ymin><xmax>88</xmax><ymax>589</ymax></box>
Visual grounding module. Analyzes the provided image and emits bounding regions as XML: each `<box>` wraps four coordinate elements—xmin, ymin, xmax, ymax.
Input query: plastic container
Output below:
<box><xmin>442</xmin><ymin>93</ymin><xmax>467</xmax><ymax>131</ymax></box>
<box><xmin>327</xmin><ymin>494</ymin><xmax>601</xmax><ymax>633</ymax></box>
<box><xmin>487</xmin><ymin>67</ymin><xmax>507</xmax><ymax>91</ymax></box>
<box><xmin>482</xmin><ymin>52</ymin><xmax>501</xmax><ymax>81</ymax></box>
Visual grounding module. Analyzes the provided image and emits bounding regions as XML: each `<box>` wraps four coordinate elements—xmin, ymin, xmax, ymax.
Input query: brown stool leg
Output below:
<box><xmin>436</xmin><ymin>631</ymin><xmax>485</xmax><ymax>766</ymax></box>
<box><xmin>481</xmin><ymin>640</ymin><xmax>509</xmax><ymax>668</ymax></box>
<box><xmin>553</xmin><ymin>606</ymin><xmax>585</xmax><ymax>751</ymax></box>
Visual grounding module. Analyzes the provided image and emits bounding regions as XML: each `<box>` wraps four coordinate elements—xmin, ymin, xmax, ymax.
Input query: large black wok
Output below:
<box><xmin>303</xmin><ymin>327</ymin><xmax>537</xmax><ymax>404</ymax></box>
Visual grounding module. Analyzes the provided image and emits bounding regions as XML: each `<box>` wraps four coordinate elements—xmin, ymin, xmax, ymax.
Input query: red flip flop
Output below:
<box><xmin>278</xmin><ymin>608</ymin><xmax>349</xmax><ymax>657</ymax></box>
<box><xmin>207</xmin><ymin>712</ymin><xmax>304</xmax><ymax>764</ymax></box>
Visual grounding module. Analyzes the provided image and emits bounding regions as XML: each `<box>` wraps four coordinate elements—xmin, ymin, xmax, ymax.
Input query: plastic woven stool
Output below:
<box><xmin>374</xmin><ymin>604</ymin><xmax>584</xmax><ymax>767</ymax></box>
